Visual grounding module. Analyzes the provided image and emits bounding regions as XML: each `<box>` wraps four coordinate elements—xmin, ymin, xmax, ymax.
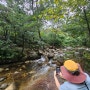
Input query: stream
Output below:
<box><xmin>0</xmin><ymin>47</ymin><xmax>90</xmax><ymax>90</ymax></box>
<box><xmin>0</xmin><ymin>56</ymin><xmax>60</xmax><ymax>90</ymax></box>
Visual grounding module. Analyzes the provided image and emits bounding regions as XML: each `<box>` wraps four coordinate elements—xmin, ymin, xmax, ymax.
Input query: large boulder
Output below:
<box><xmin>26</xmin><ymin>51</ymin><xmax>41</xmax><ymax>60</ymax></box>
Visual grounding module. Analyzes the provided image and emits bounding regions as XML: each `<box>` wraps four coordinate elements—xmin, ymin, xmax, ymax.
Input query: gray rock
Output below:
<box><xmin>66</xmin><ymin>47</ymin><xmax>72</xmax><ymax>50</ymax></box>
<box><xmin>74</xmin><ymin>52</ymin><xmax>79</xmax><ymax>55</ymax></box>
<box><xmin>0</xmin><ymin>77</ymin><xmax>6</xmax><ymax>82</ymax></box>
<box><xmin>0</xmin><ymin>83</ymin><xmax>8</xmax><ymax>89</ymax></box>
<box><xmin>25</xmin><ymin>61</ymin><xmax>30</xmax><ymax>64</ymax></box>
<box><xmin>5</xmin><ymin>68</ymin><xmax>9</xmax><ymax>71</ymax></box>
<box><xmin>0</xmin><ymin>68</ymin><xmax>4</xmax><ymax>72</ymax></box>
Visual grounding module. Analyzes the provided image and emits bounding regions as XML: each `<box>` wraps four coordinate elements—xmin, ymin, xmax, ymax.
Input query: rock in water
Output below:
<box><xmin>5</xmin><ymin>82</ymin><xmax>16</xmax><ymax>90</ymax></box>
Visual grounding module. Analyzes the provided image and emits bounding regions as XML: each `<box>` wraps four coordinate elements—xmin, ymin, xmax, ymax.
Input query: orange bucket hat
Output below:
<box><xmin>60</xmin><ymin>60</ymin><xmax>86</xmax><ymax>83</ymax></box>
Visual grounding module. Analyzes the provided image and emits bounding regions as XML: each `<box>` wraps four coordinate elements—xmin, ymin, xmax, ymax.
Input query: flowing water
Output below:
<box><xmin>0</xmin><ymin>56</ymin><xmax>61</xmax><ymax>90</ymax></box>
<box><xmin>2</xmin><ymin>46</ymin><xmax>88</xmax><ymax>90</ymax></box>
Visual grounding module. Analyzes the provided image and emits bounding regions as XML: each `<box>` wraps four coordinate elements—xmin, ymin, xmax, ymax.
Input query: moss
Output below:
<box><xmin>83</xmin><ymin>51</ymin><xmax>90</xmax><ymax>59</ymax></box>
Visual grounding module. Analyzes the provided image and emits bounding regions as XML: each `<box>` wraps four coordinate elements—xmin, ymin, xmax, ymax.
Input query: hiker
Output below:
<box><xmin>54</xmin><ymin>60</ymin><xmax>90</xmax><ymax>90</ymax></box>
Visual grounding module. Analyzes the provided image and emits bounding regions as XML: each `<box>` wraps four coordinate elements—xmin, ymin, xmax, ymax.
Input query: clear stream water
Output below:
<box><xmin>0</xmin><ymin>56</ymin><xmax>58</xmax><ymax>90</ymax></box>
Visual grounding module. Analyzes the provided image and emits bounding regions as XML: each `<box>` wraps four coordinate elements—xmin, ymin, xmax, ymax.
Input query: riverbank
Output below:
<box><xmin>0</xmin><ymin>47</ymin><xmax>90</xmax><ymax>90</ymax></box>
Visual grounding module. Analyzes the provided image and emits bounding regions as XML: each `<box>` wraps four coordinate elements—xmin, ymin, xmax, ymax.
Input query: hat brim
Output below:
<box><xmin>61</xmin><ymin>65</ymin><xmax>86</xmax><ymax>83</ymax></box>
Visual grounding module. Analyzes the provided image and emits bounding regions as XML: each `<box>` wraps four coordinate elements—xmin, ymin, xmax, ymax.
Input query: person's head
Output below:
<box><xmin>59</xmin><ymin>60</ymin><xmax>86</xmax><ymax>84</ymax></box>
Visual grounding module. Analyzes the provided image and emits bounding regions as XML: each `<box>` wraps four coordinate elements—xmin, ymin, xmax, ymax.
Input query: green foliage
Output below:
<box><xmin>41</xmin><ymin>27</ymin><xmax>90</xmax><ymax>47</ymax></box>
<box><xmin>0</xmin><ymin>0</ymin><xmax>90</xmax><ymax>64</ymax></box>
<box><xmin>0</xmin><ymin>40</ymin><xmax>21</xmax><ymax>60</ymax></box>
<box><xmin>41</xmin><ymin>29</ymin><xmax>70</xmax><ymax>47</ymax></box>
<box><xmin>83</xmin><ymin>50</ymin><xmax>90</xmax><ymax>72</ymax></box>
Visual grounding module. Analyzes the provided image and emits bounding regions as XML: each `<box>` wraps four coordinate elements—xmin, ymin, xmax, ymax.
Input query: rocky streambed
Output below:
<box><xmin>0</xmin><ymin>47</ymin><xmax>90</xmax><ymax>90</ymax></box>
<box><xmin>0</xmin><ymin>56</ymin><xmax>58</xmax><ymax>90</ymax></box>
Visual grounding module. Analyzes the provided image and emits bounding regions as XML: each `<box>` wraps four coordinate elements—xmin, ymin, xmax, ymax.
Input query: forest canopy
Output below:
<box><xmin>0</xmin><ymin>0</ymin><xmax>90</xmax><ymax>62</ymax></box>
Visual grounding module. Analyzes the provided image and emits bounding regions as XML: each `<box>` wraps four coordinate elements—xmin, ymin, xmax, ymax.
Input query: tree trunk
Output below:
<box><xmin>4</xmin><ymin>29</ymin><xmax>8</xmax><ymax>41</ymax></box>
<box><xmin>21</xmin><ymin>31</ymin><xmax>25</xmax><ymax>55</ymax></box>
<box><xmin>32</xmin><ymin>0</ymin><xmax>34</xmax><ymax>14</ymax></box>
<box><xmin>38</xmin><ymin>28</ymin><xmax>42</xmax><ymax>41</ymax></box>
<box><xmin>14</xmin><ymin>26</ymin><xmax>17</xmax><ymax>43</ymax></box>
<box><xmin>83</xmin><ymin>7</ymin><xmax>90</xmax><ymax>36</ymax></box>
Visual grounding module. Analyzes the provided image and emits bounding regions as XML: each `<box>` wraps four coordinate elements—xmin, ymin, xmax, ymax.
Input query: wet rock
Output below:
<box><xmin>23</xmin><ymin>69</ymin><xmax>60</xmax><ymax>90</ymax></box>
<box><xmin>48</xmin><ymin>60</ymin><xmax>57</xmax><ymax>67</ymax></box>
<box><xmin>0</xmin><ymin>83</ymin><xmax>8</xmax><ymax>89</ymax></box>
<box><xmin>38</xmin><ymin>50</ymin><xmax>44</xmax><ymax>55</ymax></box>
<box><xmin>53</xmin><ymin>53</ymin><xmax>65</xmax><ymax>61</ymax></box>
<box><xmin>29</xmin><ymin>71</ymin><xmax>36</xmax><ymax>74</ymax></box>
<box><xmin>0</xmin><ymin>77</ymin><xmax>6</xmax><ymax>82</ymax></box>
<box><xmin>22</xmin><ymin>65</ymin><xmax>26</xmax><ymax>69</ymax></box>
<box><xmin>27</xmin><ymin>51</ymin><xmax>41</xmax><ymax>60</ymax></box>
<box><xmin>25</xmin><ymin>61</ymin><xmax>30</xmax><ymax>64</ymax></box>
<box><xmin>5</xmin><ymin>68</ymin><xmax>9</xmax><ymax>71</ymax></box>
<box><xmin>51</xmin><ymin>61</ymin><xmax>57</xmax><ymax>64</ymax></box>
<box><xmin>47</xmin><ymin>53</ymin><xmax>54</xmax><ymax>59</ymax></box>
<box><xmin>35</xmin><ymin>55</ymin><xmax>48</xmax><ymax>63</ymax></box>
<box><xmin>19</xmin><ymin>68</ymin><xmax>22</xmax><ymax>71</ymax></box>
<box><xmin>13</xmin><ymin>71</ymin><xmax>22</xmax><ymax>80</ymax></box>
<box><xmin>5</xmin><ymin>82</ymin><xmax>15</xmax><ymax>90</ymax></box>
<box><xmin>0</xmin><ymin>68</ymin><xmax>4</xmax><ymax>72</ymax></box>
<box><xmin>14</xmin><ymin>71</ymin><xmax>19</xmax><ymax>74</ymax></box>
